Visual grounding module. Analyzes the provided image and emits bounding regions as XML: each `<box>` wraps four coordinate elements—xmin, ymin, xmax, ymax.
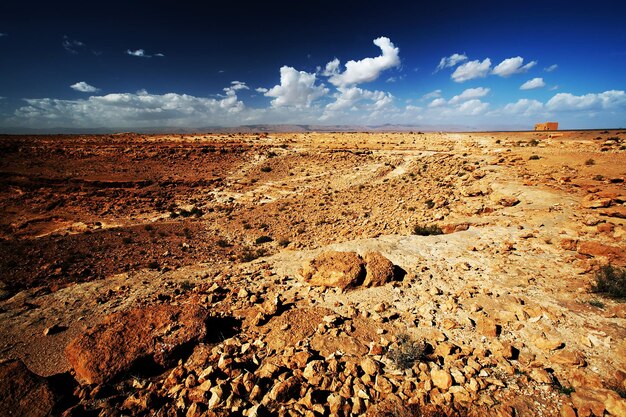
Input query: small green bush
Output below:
<box><xmin>592</xmin><ymin>265</ymin><xmax>626</xmax><ymax>299</ymax></box>
<box><xmin>387</xmin><ymin>334</ymin><xmax>425</xmax><ymax>370</ymax></box>
<box><xmin>412</xmin><ymin>224</ymin><xmax>443</xmax><ymax>236</ymax></box>
<box><xmin>255</xmin><ymin>235</ymin><xmax>273</xmax><ymax>244</ymax></box>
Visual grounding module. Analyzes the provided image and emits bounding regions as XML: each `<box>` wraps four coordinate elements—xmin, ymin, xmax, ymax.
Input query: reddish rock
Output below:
<box><xmin>577</xmin><ymin>241</ymin><xmax>626</xmax><ymax>265</ymax></box>
<box><xmin>301</xmin><ymin>251</ymin><xmax>365</xmax><ymax>289</ymax></box>
<box><xmin>581</xmin><ymin>194</ymin><xmax>613</xmax><ymax>209</ymax></box>
<box><xmin>363</xmin><ymin>252</ymin><xmax>395</xmax><ymax>287</ymax></box>
<box><xmin>65</xmin><ymin>303</ymin><xmax>209</xmax><ymax>384</ymax></box>
<box><xmin>550</xmin><ymin>350</ymin><xmax>586</xmax><ymax>367</ymax></box>
<box><xmin>0</xmin><ymin>359</ymin><xmax>55</xmax><ymax>417</ymax></box>
<box><xmin>560</xmin><ymin>238</ymin><xmax>578</xmax><ymax>251</ymax></box>
<box><xmin>476</xmin><ymin>317</ymin><xmax>500</xmax><ymax>337</ymax></box>
<box><xmin>440</xmin><ymin>223</ymin><xmax>470</xmax><ymax>234</ymax></box>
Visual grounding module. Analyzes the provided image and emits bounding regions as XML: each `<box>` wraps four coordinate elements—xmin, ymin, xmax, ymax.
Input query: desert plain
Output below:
<box><xmin>0</xmin><ymin>130</ymin><xmax>625</xmax><ymax>416</ymax></box>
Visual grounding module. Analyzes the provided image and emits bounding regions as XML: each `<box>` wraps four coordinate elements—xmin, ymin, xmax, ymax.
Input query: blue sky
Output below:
<box><xmin>0</xmin><ymin>0</ymin><xmax>625</xmax><ymax>131</ymax></box>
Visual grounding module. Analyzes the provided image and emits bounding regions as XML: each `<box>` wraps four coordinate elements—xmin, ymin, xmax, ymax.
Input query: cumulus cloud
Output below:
<box><xmin>451</xmin><ymin>58</ymin><xmax>491</xmax><ymax>82</ymax></box>
<box><xmin>224</xmin><ymin>81</ymin><xmax>249</xmax><ymax>94</ymax></box>
<box><xmin>435</xmin><ymin>53</ymin><xmax>467</xmax><ymax>72</ymax></box>
<box><xmin>324</xmin><ymin>37</ymin><xmax>400</xmax><ymax>87</ymax></box>
<box><xmin>448</xmin><ymin>87</ymin><xmax>490</xmax><ymax>105</ymax></box>
<box><xmin>492</xmin><ymin>56</ymin><xmax>536</xmax><ymax>77</ymax></box>
<box><xmin>12</xmin><ymin>87</ymin><xmax>247</xmax><ymax>128</ymax></box>
<box><xmin>264</xmin><ymin>66</ymin><xmax>328</xmax><ymax>108</ymax></box>
<box><xmin>458</xmin><ymin>99</ymin><xmax>489</xmax><ymax>115</ymax></box>
<box><xmin>502</xmin><ymin>99</ymin><xmax>544</xmax><ymax>116</ymax></box>
<box><xmin>428</xmin><ymin>98</ymin><xmax>447</xmax><ymax>108</ymax></box>
<box><xmin>546</xmin><ymin>90</ymin><xmax>626</xmax><ymax>111</ymax></box>
<box><xmin>255</xmin><ymin>87</ymin><xmax>268</xmax><ymax>93</ymax></box>
<box><xmin>544</xmin><ymin>64</ymin><xmax>558</xmax><ymax>72</ymax></box>
<box><xmin>126</xmin><ymin>49</ymin><xmax>164</xmax><ymax>58</ymax></box>
<box><xmin>325</xmin><ymin>86</ymin><xmax>393</xmax><ymax>113</ymax></box>
<box><xmin>520</xmin><ymin>77</ymin><xmax>545</xmax><ymax>90</ymax></box>
<box><xmin>70</xmin><ymin>81</ymin><xmax>100</xmax><ymax>93</ymax></box>
<box><xmin>62</xmin><ymin>36</ymin><xmax>85</xmax><ymax>54</ymax></box>
<box><xmin>422</xmin><ymin>90</ymin><xmax>442</xmax><ymax>100</ymax></box>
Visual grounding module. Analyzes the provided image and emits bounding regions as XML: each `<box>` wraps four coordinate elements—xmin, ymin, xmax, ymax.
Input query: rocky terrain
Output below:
<box><xmin>0</xmin><ymin>130</ymin><xmax>625</xmax><ymax>416</ymax></box>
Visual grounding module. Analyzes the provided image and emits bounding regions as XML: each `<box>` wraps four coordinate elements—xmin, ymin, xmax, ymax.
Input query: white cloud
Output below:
<box><xmin>255</xmin><ymin>87</ymin><xmax>268</xmax><ymax>93</ymax></box>
<box><xmin>435</xmin><ymin>53</ymin><xmax>467</xmax><ymax>72</ymax></box>
<box><xmin>325</xmin><ymin>86</ymin><xmax>393</xmax><ymax>113</ymax></box>
<box><xmin>492</xmin><ymin>56</ymin><xmax>536</xmax><ymax>77</ymax></box>
<box><xmin>502</xmin><ymin>99</ymin><xmax>544</xmax><ymax>116</ymax></box>
<box><xmin>264</xmin><ymin>66</ymin><xmax>328</xmax><ymax>108</ymax></box>
<box><xmin>127</xmin><ymin>49</ymin><xmax>149</xmax><ymax>58</ymax></box>
<box><xmin>520</xmin><ymin>77</ymin><xmax>545</xmax><ymax>90</ymax></box>
<box><xmin>70</xmin><ymin>82</ymin><xmax>100</xmax><ymax>93</ymax></box>
<box><xmin>544</xmin><ymin>64</ymin><xmax>558</xmax><ymax>72</ymax></box>
<box><xmin>126</xmin><ymin>49</ymin><xmax>164</xmax><ymax>58</ymax></box>
<box><xmin>458</xmin><ymin>99</ymin><xmax>489</xmax><ymax>115</ymax></box>
<box><xmin>546</xmin><ymin>90</ymin><xmax>626</xmax><ymax>111</ymax></box>
<box><xmin>448</xmin><ymin>87</ymin><xmax>490</xmax><ymax>105</ymax></box>
<box><xmin>12</xmin><ymin>87</ymin><xmax>247</xmax><ymax>128</ymax></box>
<box><xmin>451</xmin><ymin>58</ymin><xmax>491</xmax><ymax>82</ymax></box>
<box><xmin>422</xmin><ymin>89</ymin><xmax>441</xmax><ymax>100</ymax></box>
<box><xmin>224</xmin><ymin>81</ymin><xmax>249</xmax><ymax>94</ymax></box>
<box><xmin>428</xmin><ymin>98</ymin><xmax>447</xmax><ymax>108</ymax></box>
<box><xmin>325</xmin><ymin>37</ymin><xmax>400</xmax><ymax>87</ymax></box>
<box><xmin>62</xmin><ymin>36</ymin><xmax>85</xmax><ymax>54</ymax></box>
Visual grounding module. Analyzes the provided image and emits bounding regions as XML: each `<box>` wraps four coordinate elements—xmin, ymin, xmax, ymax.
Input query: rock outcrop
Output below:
<box><xmin>65</xmin><ymin>303</ymin><xmax>209</xmax><ymax>384</ymax></box>
<box><xmin>0</xmin><ymin>359</ymin><xmax>55</xmax><ymax>417</ymax></box>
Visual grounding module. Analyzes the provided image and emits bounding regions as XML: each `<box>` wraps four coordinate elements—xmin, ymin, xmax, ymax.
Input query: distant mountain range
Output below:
<box><xmin>0</xmin><ymin>123</ymin><xmax>541</xmax><ymax>134</ymax></box>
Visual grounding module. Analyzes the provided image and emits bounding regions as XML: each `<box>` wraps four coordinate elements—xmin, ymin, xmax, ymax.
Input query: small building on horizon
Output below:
<box><xmin>534</xmin><ymin>122</ymin><xmax>558</xmax><ymax>131</ymax></box>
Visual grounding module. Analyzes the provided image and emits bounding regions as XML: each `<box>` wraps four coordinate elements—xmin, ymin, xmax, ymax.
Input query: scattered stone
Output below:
<box><xmin>431</xmin><ymin>369</ymin><xmax>453</xmax><ymax>390</ymax></box>
<box><xmin>551</xmin><ymin>350</ymin><xmax>586</xmax><ymax>367</ymax></box>
<box><xmin>361</xmin><ymin>357</ymin><xmax>381</xmax><ymax>376</ymax></box>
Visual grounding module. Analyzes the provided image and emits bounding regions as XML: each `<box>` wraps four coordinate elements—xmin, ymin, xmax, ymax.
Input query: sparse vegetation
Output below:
<box><xmin>255</xmin><ymin>235</ymin><xmax>273</xmax><ymax>244</ymax></box>
<box><xmin>387</xmin><ymin>334</ymin><xmax>425</xmax><ymax>370</ymax></box>
<box><xmin>240</xmin><ymin>247</ymin><xmax>268</xmax><ymax>262</ymax></box>
<box><xmin>412</xmin><ymin>224</ymin><xmax>443</xmax><ymax>236</ymax></box>
<box><xmin>216</xmin><ymin>239</ymin><xmax>230</xmax><ymax>248</ymax></box>
<box><xmin>588</xmin><ymin>299</ymin><xmax>605</xmax><ymax>309</ymax></box>
<box><xmin>557</xmin><ymin>385</ymin><xmax>575</xmax><ymax>396</ymax></box>
<box><xmin>592</xmin><ymin>264</ymin><xmax>626</xmax><ymax>299</ymax></box>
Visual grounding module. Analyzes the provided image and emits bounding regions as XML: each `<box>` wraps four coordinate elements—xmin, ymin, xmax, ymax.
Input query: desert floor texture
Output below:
<box><xmin>0</xmin><ymin>130</ymin><xmax>625</xmax><ymax>417</ymax></box>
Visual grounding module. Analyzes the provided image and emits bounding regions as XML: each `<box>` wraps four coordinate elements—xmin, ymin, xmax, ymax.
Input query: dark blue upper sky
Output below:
<box><xmin>1</xmin><ymin>0</ymin><xmax>625</xmax><ymax>130</ymax></box>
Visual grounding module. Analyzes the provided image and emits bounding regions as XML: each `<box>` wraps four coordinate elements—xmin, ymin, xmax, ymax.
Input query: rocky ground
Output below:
<box><xmin>0</xmin><ymin>130</ymin><xmax>625</xmax><ymax>416</ymax></box>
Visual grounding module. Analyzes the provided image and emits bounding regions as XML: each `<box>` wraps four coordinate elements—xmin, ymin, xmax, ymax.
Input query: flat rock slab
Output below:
<box><xmin>0</xmin><ymin>359</ymin><xmax>55</xmax><ymax>417</ymax></box>
<box><xmin>65</xmin><ymin>303</ymin><xmax>209</xmax><ymax>385</ymax></box>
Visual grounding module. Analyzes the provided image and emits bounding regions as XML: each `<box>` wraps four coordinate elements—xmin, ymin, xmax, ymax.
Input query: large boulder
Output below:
<box><xmin>66</xmin><ymin>303</ymin><xmax>209</xmax><ymax>385</ymax></box>
<box><xmin>301</xmin><ymin>251</ymin><xmax>365</xmax><ymax>290</ymax></box>
<box><xmin>363</xmin><ymin>251</ymin><xmax>395</xmax><ymax>287</ymax></box>
<box><xmin>0</xmin><ymin>359</ymin><xmax>55</xmax><ymax>417</ymax></box>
